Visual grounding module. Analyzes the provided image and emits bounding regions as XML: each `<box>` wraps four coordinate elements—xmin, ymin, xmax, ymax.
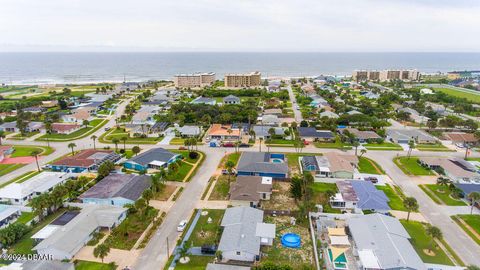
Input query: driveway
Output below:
<box><xmin>158</xmin><ymin>135</ymin><xmax>175</xmax><ymax>145</ymax></box>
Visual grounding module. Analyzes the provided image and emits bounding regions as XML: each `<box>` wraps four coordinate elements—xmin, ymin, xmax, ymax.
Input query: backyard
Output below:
<box><xmin>261</xmin><ymin>181</ymin><xmax>299</xmax><ymax>211</ymax></box>
<box><xmin>393</xmin><ymin>157</ymin><xmax>434</xmax><ymax>176</ymax></box>
<box><xmin>311</xmin><ymin>182</ymin><xmax>341</xmax><ymax>213</ymax></box>
<box><xmin>208</xmin><ymin>175</ymin><xmax>231</xmax><ymax>200</ymax></box>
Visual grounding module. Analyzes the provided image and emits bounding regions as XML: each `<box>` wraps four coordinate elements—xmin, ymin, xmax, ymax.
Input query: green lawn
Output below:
<box><xmin>37</xmin><ymin>119</ymin><xmax>107</xmax><ymax>141</ymax></box>
<box><xmin>416</xmin><ymin>143</ymin><xmax>453</xmax><ymax>152</ymax></box>
<box><xmin>452</xmin><ymin>215</ymin><xmax>480</xmax><ymax>245</ymax></box>
<box><xmin>15</xmin><ymin>212</ymin><xmax>35</xmax><ymax>224</ymax></box>
<box><xmin>10</xmin><ymin>131</ymin><xmax>40</xmax><ymax>140</ymax></box>
<box><xmin>188</xmin><ymin>209</ymin><xmax>224</xmax><ymax>246</ymax></box>
<box><xmin>171</xmin><ymin>150</ymin><xmax>201</xmax><ymax>164</ymax></box>
<box><xmin>285</xmin><ymin>153</ymin><xmax>317</xmax><ymax>173</ymax></box>
<box><xmin>75</xmin><ymin>260</ymin><xmax>116</xmax><ymax>270</ymax></box>
<box><xmin>170</xmin><ymin>138</ymin><xmax>185</xmax><ymax>145</ymax></box>
<box><xmin>208</xmin><ymin>175</ymin><xmax>231</xmax><ymax>200</ymax></box>
<box><xmin>400</xmin><ymin>220</ymin><xmax>454</xmax><ymax>265</ymax></box>
<box><xmin>364</xmin><ymin>142</ymin><xmax>403</xmax><ymax>150</ymax></box>
<box><xmin>314</xmin><ymin>138</ymin><xmax>352</xmax><ymax>149</ymax></box>
<box><xmin>265</xmin><ymin>139</ymin><xmax>294</xmax><ymax>147</ymax></box>
<box><xmin>9</xmin><ymin>145</ymin><xmax>54</xmax><ymax>157</ymax></box>
<box><xmin>174</xmin><ymin>255</ymin><xmax>213</xmax><ymax>270</ymax></box>
<box><xmin>99</xmin><ymin>127</ymin><xmax>162</xmax><ymax>144</ymax></box>
<box><xmin>358</xmin><ymin>157</ymin><xmax>384</xmax><ymax>174</ymax></box>
<box><xmin>311</xmin><ymin>182</ymin><xmax>341</xmax><ymax>213</ymax></box>
<box><xmin>0</xmin><ymin>164</ymin><xmax>25</xmax><ymax>177</ymax></box>
<box><xmin>433</xmin><ymin>87</ymin><xmax>480</xmax><ymax>103</ymax></box>
<box><xmin>219</xmin><ymin>152</ymin><xmax>241</xmax><ymax>168</ymax></box>
<box><xmin>376</xmin><ymin>184</ymin><xmax>407</xmax><ymax>211</ymax></box>
<box><xmin>394</xmin><ymin>157</ymin><xmax>434</xmax><ymax>176</ymax></box>
<box><xmin>421</xmin><ymin>185</ymin><xmax>466</xmax><ymax>206</ymax></box>
<box><xmin>165</xmin><ymin>162</ymin><xmax>193</xmax><ymax>182</ymax></box>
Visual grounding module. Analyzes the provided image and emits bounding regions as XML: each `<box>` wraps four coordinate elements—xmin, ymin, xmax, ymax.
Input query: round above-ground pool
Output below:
<box><xmin>281</xmin><ymin>233</ymin><xmax>301</xmax><ymax>248</ymax></box>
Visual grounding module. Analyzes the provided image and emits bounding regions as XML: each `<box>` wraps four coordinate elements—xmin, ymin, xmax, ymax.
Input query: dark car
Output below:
<box><xmin>222</xmin><ymin>143</ymin><xmax>234</xmax><ymax>147</ymax></box>
<box><xmin>364</xmin><ymin>177</ymin><xmax>378</xmax><ymax>184</ymax></box>
<box><xmin>201</xmin><ymin>244</ymin><xmax>217</xmax><ymax>254</ymax></box>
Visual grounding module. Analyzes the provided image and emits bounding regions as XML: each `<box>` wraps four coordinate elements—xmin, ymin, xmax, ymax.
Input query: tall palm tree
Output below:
<box><xmin>121</xmin><ymin>136</ymin><xmax>128</xmax><ymax>150</ymax></box>
<box><xmin>259</xmin><ymin>137</ymin><xmax>263</xmax><ymax>152</ymax></box>
<box><xmin>225</xmin><ymin>160</ymin><xmax>235</xmax><ymax>183</ymax></box>
<box><xmin>437</xmin><ymin>177</ymin><xmax>450</xmax><ymax>192</ymax></box>
<box><xmin>112</xmin><ymin>138</ymin><xmax>120</xmax><ymax>151</ymax></box>
<box><xmin>93</xmin><ymin>244</ymin><xmax>110</xmax><ymax>263</ymax></box>
<box><xmin>359</xmin><ymin>149</ymin><xmax>367</xmax><ymax>158</ymax></box>
<box><xmin>403</xmin><ymin>197</ymin><xmax>419</xmax><ymax>221</ymax></box>
<box><xmin>91</xmin><ymin>135</ymin><xmax>97</xmax><ymax>149</ymax></box>
<box><xmin>407</xmin><ymin>140</ymin><xmax>415</xmax><ymax>159</ymax></box>
<box><xmin>30</xmin><ymin>150</ymin><xmax>42</xmax><ymax>172</ymax></box>
<box><xmin>426</xmin><ymin>225</ymin><xmax>442</xmax><ymax>252</ymax></box>
<box><xmin>67</xmin><ymin>143</ymin><xmax>76</xmax><ymax>156</ymax></box>
<box><xmin>468</xmin><ymin>192</ymin><xmax>480</xmax><ymax>214</ymax></box>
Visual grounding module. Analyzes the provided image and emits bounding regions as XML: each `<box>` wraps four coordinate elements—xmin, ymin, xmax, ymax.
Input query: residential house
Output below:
<box><xmin>387</xmin><ymin>129</ymin><xmax>437</xmax><ymax>144</ymax></box>
<box><xmin>163</xmin><ymin>124</ymin><xmax>202</xmax><ymax>138</ymax></box>
<box><xmin>348</xmin><ymin>214</ymin><xmax>426</xmax><ymax>270</ymax></box>
<box><xmin>419</xmin><ymin>157</ymin><xmax>480</xmax><ymax>183</ymax></box>
<box><xmin>85</xmin><ymin>93</ymin><xmax>113</xmax><ymax>102</ymax></box>
<box><xmin>442</xmin><ymin>132</ymin><xmax>478</xmax><ymax>145</ymax></box>
<box><xmin>0</xmin><ymin>145</ymin><xmax>14</xmax><ymax>162</ymax></box>
<box><xmin>230</xmin><ymin>176</ymin><xmax>273</xmax><ymax>207</ymax></box>
<box><xmin>0</xmin><ymin>121</ymin><xmax>46</xmax><ymax>134</ymax></box>
<box><xmin>132</xmin><ymin>106</ymin><xmax>159</xmax><ymax>125</ymax></box>
<box><xmin>267</xmin><ymin>81</ymin><xmax>281</xmax><ymax>92</ymax></box>
<box><xmin>0</xmin><ymin>172</ymin><xmax>75</xmax><ymax>205</ymax></box>
<box><xmin>361</xmin><ymin>91</ymin><xmax>380</xmax><ymax>99</ymax></box>
<box><xmin>191</xmin><ymin>96</ymin><xmax>216</xmax><ymax>105</ymax></box>
<box><xmin>33</xmin><ymin>205</ymin><xmax>127</xmax><ymax>260</ymax></box>
<box><xmin>330</xmin><ymin>181</ymin><xmax>390</xmax><ymax>212</ymax></box>
<box><xmin>425</xmin><ymin>102</ymin><xmax>447</xmax><ymax>115</ymax></box>
<box><xmin>252</xmin><ymin>125</ymin><xmax>286</xmax><ymax>140</ymax></box>
<box><xmin>301</xmin><ymin>152</ymin><xmax>358</xmax><ymax>179</ymax></box>
<box><xmin>346</xmin><ymin>110</ymin><xmax>362</xmax><ymax>115</ymax></box>
<box><xmin>23</xmin><ymin>106</ymin><xmax>46</xmax><ymax>114</ymax></box>
<box><xmin>339</xmin><ymin>128</ymin><xmax>381</xmax><ymax>143</ymax></box>
<box><xmin>80</xmin><ymin>174</ymin><xmax>151</xmax><ymax>206</ymax></box>
<box><xmin>218</xmin><ymin>207</ymin><xmax>275</xmax><ymax>263</ymax></box>
<box><xmin>41</xmin><ymin>100</ymin><xmax>59</xmax><ymax>108</ymax></box>
<box><xmin>320</xmin><ymin>111</ymin><xmax>339</xmax><ymax>119</ymax></box>
<box><xmin>0</xmin><ymin>205</ymin><xmax>21</xmax><ymax>228</ymax></box>
<box><xmin>51</xmin><ymin>149</ymin><xmax>121</xmax><ymax>173</ymax></box>
<box><xmin>263</xmin><ymin>108</ymin><xmax>283</xmax><ymax>116</ymax></box>
<box><xmin>309</xmin><ymin>95</ymin><xmax>329</xmax><ymax>108</ymax></box>
<box><xmin>51</xmin><ymin>123</ymin><xmax>81</xmax><ymax>135</ymax></box>
<box><xmin>123</xmin><ymin>148</ymin><xmax>183</xmax><ymax>171</ymax></box>
<box><xmin>223</xmin><ymin>95</ymin><xmax>241</xmax><ymax>105</ymax></box>
<box><xmin>237</xmin><ymin>152</ymin><xmax>288</xmax><ymax>179</ymax></box>
<box><xmin>298</xmin><ymin>127</ymin><xmax>334</xmax><ymax>142</ymax></box>
<box><xmin>260</xmin><ymin>114</ymin><xmax>280</xmax><ymax>126</ymax></box>
<box><xmin>62</xmin><ymin>108</ymin><xmax>93</xmax><ymax>123</ymax></box>
<box><xmin>3</xmin><ymin>261</ymin><xmax>74</xmax><ymax>270</ymax></box>
<box><xmin>397</xmin><ymin>107</ymin><xmax>430</xmax><ymax>124</ymax></box>
<box><xmin>206</xmin><ymin>124</ymin><xmax>241</xmax><ymax>142</ymax></box>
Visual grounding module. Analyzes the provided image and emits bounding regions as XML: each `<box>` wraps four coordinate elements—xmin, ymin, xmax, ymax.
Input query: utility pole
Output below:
<box><xmin>166</xmin><ymin>237</ymin><xmax>170</xmax><ymax>258</ymax></box>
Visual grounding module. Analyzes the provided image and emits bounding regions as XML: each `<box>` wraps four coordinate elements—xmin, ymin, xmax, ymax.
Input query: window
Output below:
<box><xmin>236</xmin><ymin>251</ymin><xmax>241</xmax><ymax>255</ymax></box>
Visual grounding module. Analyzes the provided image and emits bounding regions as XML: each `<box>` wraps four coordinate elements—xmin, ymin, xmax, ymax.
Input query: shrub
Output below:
<box><xmin>188</xmin><ymin>151</ymin><xmax>199</xmax><ymax>160</ymax></box>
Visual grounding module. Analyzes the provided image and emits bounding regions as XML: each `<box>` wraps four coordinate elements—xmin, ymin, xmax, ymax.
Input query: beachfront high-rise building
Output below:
<box><xmin>224</xmin><ymin>71</ymin><xmax>261</xmax><ymax>88</ymax></box>
<box><xmin>173</xmin><ymin>72</ymin><xmax>216</xmax><ymax>88</ymax></box>
<box><xmin>352</xmin><ymin>70</ymin><xmax>420</xmax><ymax>82</ymax></box>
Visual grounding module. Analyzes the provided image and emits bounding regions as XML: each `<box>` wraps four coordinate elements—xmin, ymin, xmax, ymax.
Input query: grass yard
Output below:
<box><xmin>15</xmin><ymin>212</ymin><xmax>35</xmax><ymax>225</ymax></box>
<box><xmin>376</xmin><ymin>184</ymin><xmax>407</xmax><ymax>211</ymax></box>
<box><xmin>266</xmin><ymin>139</ymin><xmax>294</xmax><ymax>147</ymax></box>
<box><xmin>400</xmin><ymin>220</ymin><xmax>454</xmax><ymax>265</ymax></box>
<box><xmin>170</xmin><ymin>138</ymin><xmax>185</xmax><ymax>145</ymax></box>
<box><xmin>218</xmin><ymin>152</ymin><xmax>241</xmax><ymax>168</ymax></box>
<box><xmin>452</xmin><ymin>215</ymin><xmax>480</xmax><ymax>245</ymax></box>
<box><xmin>208</xmin><ymin>175</ymin><xmax>231</xmax><ymax>200</ymax></box>
<box><xmin>104</xmin><ymin>206</ymin><xmax>159</xmax><ymax>250</ymax></box>
<box><xmin>171</xmin><ymin>150</ymin><xmax>201</xmax><ymax>164</ymax></box>
<box><xmin>358</xmin><ymin>157</ymin><xmax>384</xmax><ymax>174</ymax></box>
<box><xmin>314</xmin><ymin>138</ymin><xmax>352</xmax><ymax>150</ymax></box>
<box><xmin>394</xmin><ymin>157</ymin><xmax>434</xmax><ymax>176</ymax></box>
<box><xmin>100</xmin><ymin>127</ymin><xmax>162</xmax><ymax>144</ymax></box>
<box><xmin>416</xmin><ymin>143</ymin><xmax>453</xmax><ymax>152</ymax></box>
<box><xmin>188</xmin><ymin>209</ymin><xmax>224</xmax><ymax>246</ymax></box>
<box><xmin>364</xmin><ymin>142</ymin><xmax>402</xmax><ymax>150</ymax></box>
<box><xmin>10</xmin><ymin>208</ymin><xmax>67</xmax><ymax>254</ymax></box>
<box><xmin>174</xmin><ymin>255</ymin><xmax>214</xmax><ymax>270</ymax></box>
<box><xmin>0</xmin><ymin>164</ymin><xmax>25</xmax><ymax>177</ymax></box>
<box><xmin>153</xmin><ymin>184</ymin><xmax>177</xmax><ymax>201</ymax></box>
<box><xmin>9</xmin><ymin>131</ymin><xmax>40</xmax><ymax>140</ymax></box>
<box><xmin>74</xmin><ymin>260</ymin><xmax>116</xmax><ymax>270</ymax></box>
<box><xmin>433</xmin><ymin>87</ymin><xmax>480</xmax><ymax>103</ymax></box>
<box><xmin>10</xmin><ymin>145</ymin><xmax>54</xmax><ymax>157</ymax></box>
<box><xmin>421</xmin><ymin>185</ymin><xmax>466</xmax><ymax>206</ymax></box>
<box><xmin>37</xmin><ymin>119</ymin><xmax>107</xmax><ymax>141</ymax></box>
<box><xmin>311</xmin><ymin>182</ymin><xmax>341</xmax><ymax>213</ymax></box>
<box><xmin>285</xmin><ymin>153</ymin><xmax>317</xmax><ymax>174</ymax></box>
<box><xmin>165</xmin><ymin>162</ymin><xmax>193</xmax><ymax>182</ymax></box>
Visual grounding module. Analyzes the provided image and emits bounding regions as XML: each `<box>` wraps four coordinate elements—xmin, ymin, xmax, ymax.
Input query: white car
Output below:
<box><xmin>177</xmin><ymin>220</ymin><xmax>187</xmax><ymax>232</ymax></box>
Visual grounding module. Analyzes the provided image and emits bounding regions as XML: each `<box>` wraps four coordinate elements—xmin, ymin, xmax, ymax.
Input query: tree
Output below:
<box><xmin>426</xmin><ymin>225</ymin><xmax>442</xmax><ymax>252</ymax></box>
<box><xmin>134</xmin><ymin>198</ymin><xmax>147</xmax><ymax>214</ymax></box>
<box><xmin>426</xmin><ymin>120</ymin><xmax>437</xmax><ymax>130</ymax></box>
<box><xmin>352</xmin><ymin>140</ymin><xmax>360</xmax><ymax>156</ymax></box>
<box><xmin>407</xmin><ymin>140</ymin><xmax>415</xmax><ymax>159</ymax></box>
<box><xmin>225</xmin><ymin>160</ymin><xmax>235</xmax><ymax>182</ymax></box>
<box><xmin>0</xmin><ymin>130</ymin><xmax>5</xmax><ymax>145</ymax></box>
<box><xmin>93</xmin><ymin>243</ymin><xmax>110</xmax><ymax>263</ymax></box>
<box><xmin>91</xmin><ymin>135</ymin><xmax>97</xmax><ymax>149</ymax></box>
<box><xmin>436</xmin><ymin>177</ymin><xmax>450</xmax><ymax>192</ymax></box>
<box><xmin>132</xmin><ymin>146</ymin><xmax>141</xmax><ymax>156</ymax></box>
<box><xmin>98</xmin><ymin>161</ymin><xmax>114</xmax><ymax>179</ymax></box>
<box><xmin>359</xmin><ymin>149</ymin><xmax>367</xmax><ymax>158</ymax></box>
<box><xmin>403</xmin><ymin>197</ymin><xmax>419</xmax><ymax>221</ymax></box>
<box><xmin>112</xmin><ymin>138</ymin><xmax>120</xmax><ymax>151</ymax></box>
<box><xmin>290</xmin><ymin>176</ymin><xmax>303</xmax><ymax>201</ymax></box>
<box><xmin>121</xmin><ymin>136</ymin><xmax>128</xmax><ymax>150</ymax></box>
<box><xmin>467</xmin><ymin>192</ymin><xmax>480</xmax><ymax>214</ymax></box>
<box><xmin>259</xmin><ymin>137</ymin><xmax>263</xmax><ymax>152</ymax></box>
<box><xmin>142</xmin><ymin>189</ymin><xmax>153</xmax><ymax>205</ymax></box>
<box><xmin>82</xmin><ymin>119</ymin><xmax>89</xmax><ymax>128</ymax></box>
<box><xmin>30</xmin><ymin>150</ymin><xmax>42</xmax><ymax>172</ymax></box>
<box><xmin>67</xmin><ymin>143</ymin><xmax>76</xmax><ymax>155</ymax></box>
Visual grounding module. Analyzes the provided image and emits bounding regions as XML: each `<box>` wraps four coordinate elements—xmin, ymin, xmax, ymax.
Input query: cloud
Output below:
<box><xmin>0</xmin><ymin>0</ymin><xmax>479</xmax><ymax>51</ymax></box>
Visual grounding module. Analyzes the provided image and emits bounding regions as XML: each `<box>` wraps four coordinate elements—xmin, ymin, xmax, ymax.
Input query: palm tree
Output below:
<box><xmin>352</xmin><ymin>140</ymin><xmax>360</xmax><ymax>156</ymax></box>
<box><xmin>91</xmin><ymin>135</ymin><xmax>97</xmax><ymax>149</ymax></box>
<box><xmin>82</xmin><ymin>119</ymin><xmax>89</xmax><ymax>128</ymax></box>
<box><xmin>407</xmin><ymin>140</ymin><xmax>415</xmax><ymax>159</ymax></box>
<box><xmin>468</xmin><ymin>192</ymin><xmax>480</xmax><ymax>214</ymax></box>
<box><xmin>359</xmin><ymin>149</ymin><xmax>367</xmax><ymax>158</ymax></box>
<box><xmin>67</xmin><ymin>143</ymin><xmax>76</xmax><ymax>156</ymax></box>
<box><xmin>426</xmin><ymin>225</ymin><xmax>442</xmax><ymax>252</ymax></box>
<box><xmin>93</xmin><ymin>244</ymin><xmax>110</xmax><ymax>263</ymax></box>
<box><xmin>132</xmin><ymin>146</ymin><xmax>141</xmax><ymax>156</ymax></box>
<box><xmin>30</xmin><ymin>150</ymin><xmax>42</xmax><ymax>172</ymax></box>
<box><xmin>112</xmin><ymin>138</ymin><xmax>120</xmax><ymax>151</ymax></box>
<box><xmin>121</xmin><ymin>136</ymin><xmax>127</xmax><ymax>150</ymax></box>
<box><xmin>259</xmin><ymin>137</ymin><xmax>263</xmax><ymax>152</ymax></box>
<box><xmin>403</xmin><ymin>197</ymin><xmax>419</xmax><ymax>221</ymax></box>
<box><xmin>225</xmin><ymin>160</ymin><xmax>235</xmax><ymax>182</ymax></box>
<box><xmin>437</xmin><ymin>177</ymin><xmax>450</xmax><ymax>192</ymax></box>
<box><xmin>0</xmin><ymin>130</ymin><xmax>5</xmax><ymax>145</ymax></box>
<box><xmin>142</xmin><ymin>189</ymin><xmax>153</xmax><ymax>205</ymax></box>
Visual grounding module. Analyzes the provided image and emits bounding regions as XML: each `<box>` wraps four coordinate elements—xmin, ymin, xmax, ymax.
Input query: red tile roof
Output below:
<box><xmin>52</xmin><ymin>149</ymin><xmax>114</xmax><ymax>167</ymax></box>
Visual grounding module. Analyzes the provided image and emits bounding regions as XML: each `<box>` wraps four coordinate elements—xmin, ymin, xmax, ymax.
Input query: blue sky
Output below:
<box><xmin>1</xmin><ymin>0</ymin><xmax>479</xmax><ymax>52</ymax></box>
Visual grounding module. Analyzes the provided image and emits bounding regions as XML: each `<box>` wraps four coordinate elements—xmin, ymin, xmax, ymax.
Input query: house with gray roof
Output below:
<box><xmin>237</xmin><ymin>152</ymin><xmax>288</xmax><ymax>179</ymax></box>
<box><xmin>252</xmin><ymin>125</ymin><xmax>286</xmax><ymax>140</ymax></box>
<box><xmin>223</xmin><ymin>95</ymin><xmax>241</xmax><ymax>105</ymax></box>
<box><xmin>348</xmin><ymin>214</ymin><xmax>426</xmax><ymax>270</ymax></box>
<box><xmin>387</xmin><ymin>129</ymin><xmax>437</xmax><ymax>144</ymax></box>
<box><xmin>123</xmin><ymin>148</ymin><xmax>183</xmax><ymax>171</ymax></box>
<box><xmin>191</xmin><ymin>96</ymin><xmax>216</xmax><ymax>105</ymax></box>
<box><xmin>230</xmin><ymin>176</ymin><xmax>273</xmax><ymax>207</ymax></box>
<box><xmin>33</xmin><ymin>204</ymin><xmax>126</xmax><ymax>260</ymax></box>
<box><xmin>319</xmin><ymin>111</ymin><xmax>339</xmax><ymax>119</ymax></box>
<box><xmin>298</xmin><ymin>127</ymin><xmax>334</xmax><ymax>142</ymax></box>
<box><xmin>206</xmin><ymin>264</ymin><xmax>250</xmax><ymax>270</ymax></box>
<box><xmin>350</xmin><ymin>181</ymin><xmax>390</xmax><ymax>212</ymax></box>
<box><xmin>218</xmin><ymin>207</ymin><xmax>275</xmax><ymax>263</ymax></box>
<box><xmin>4</xmin><ymin>261</ymin><xmax>74</xmax><ymax>270</ymax></box>
<box><xmin>163</xmin><ymin>124</ymin><xmax>202</xmax><ymax>137</ymax></box>
<box><xmin>79</xmin><ymin>174</ymin><xmax>151</xmax><ymax>206</ymax></box>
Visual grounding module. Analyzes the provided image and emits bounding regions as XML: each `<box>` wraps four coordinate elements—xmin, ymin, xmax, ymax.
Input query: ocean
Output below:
<box><xmin>1</xmin><ymin>52</ymin><xmax>480</xmax><ymax>85</ymax></box>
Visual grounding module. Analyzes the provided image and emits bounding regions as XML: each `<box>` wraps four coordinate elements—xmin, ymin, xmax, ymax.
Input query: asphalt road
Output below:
<box><xmin>286</xmin><ymin>84</ymin><xmax>303</xmax><ymax>123</ymax></box>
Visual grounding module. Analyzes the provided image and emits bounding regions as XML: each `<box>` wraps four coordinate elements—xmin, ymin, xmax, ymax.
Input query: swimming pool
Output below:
<box><xmin>281</xmin><ymin>233</ymin><xmax>301</xmax><ymax>248</ymax></box>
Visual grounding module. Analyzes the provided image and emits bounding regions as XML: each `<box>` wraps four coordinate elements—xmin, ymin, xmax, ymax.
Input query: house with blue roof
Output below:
<box><xmin>332</xmin><ymin>180</ymin><xmax>390</xmax><ymax>213</ymax></box>
<box><xmin>123</xmin><ymin>148</ymin><xmax>183</xmax><ymax>171</ymax></box>
<box><xmin>237</xmin><ymin>152</ymin><xmax>288</xmax><ymax>179</ymax></box>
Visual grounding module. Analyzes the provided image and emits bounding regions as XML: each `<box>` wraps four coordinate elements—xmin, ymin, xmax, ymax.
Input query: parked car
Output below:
<box><xmin>178</xmin><ymin>146</ymin><xmax>187</xmax><ymax>150</ymax></box>
<box><xmin>239</xmin><ymin>143</ymin><xmax>250</xmax><ymax>148</ymax></box>
<box><xmin>201</xmin><ymin>244</ymin><xmax>217</xmax><ymax>254</ymax></box>
<box><xmin>177</xmin><ymin>220</ymin><xmax>187</xmax><ymax>232</ymax></box>
<box><xmin>364</xmin><ymin>177</ymin><xmax>378</xmax><ymax>184</ymax></box>
<box><xmin>222</xmin><ymin>169</ymin><xmax>237</xmax><ymax>175</ymax></box>
<box><xmin>104</xmin><ymin>127</ymin><xmax>111</xmax><ymax>131</ymax></box>
<box><xmin>222</xmin><ymin>142</ymin><xmax>234</xmax><ymax>147</ymax></box>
